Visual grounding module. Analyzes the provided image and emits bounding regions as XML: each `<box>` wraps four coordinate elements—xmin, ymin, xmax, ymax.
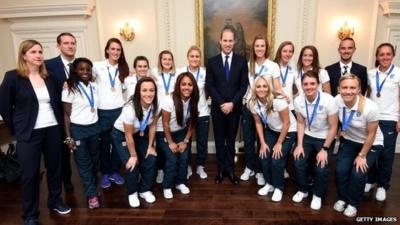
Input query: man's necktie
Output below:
<box><xmin>343</xmin><ymin>65</ymin><xmax>348</xmax><ymax>75</ymax></box>
<box><xmin>225</xmin><ymin>55</ymin><xmax>230</xmax><ymax>81</ymax></box>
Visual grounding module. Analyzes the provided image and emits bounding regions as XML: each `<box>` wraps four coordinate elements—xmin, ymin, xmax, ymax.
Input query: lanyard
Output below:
<box><xmin>253</xmin><ymin>65</ymin><xmax>265</xmax><ymax>80</ymax></box>
<box><xmin>375</xmin><ymin>64</ymin><xmax>395</xmax><ymax>96</ymax></box>
<box><xmin>187</xmin><ymin>66</ymin><xmax>200</xmax><ymax>82</ymax></box>
<box><xmin>257</xmin><ymin>100</ymin><xmax>268</xmax><ymax>125</ymax></box>
<box><xmin>77</xmin><ymin>82</ymin><xmax>95</xmax><ymax>110</ymax></box>
<box><xmin>305</xmin><ymin>92</ymin><xmax>320</xmax><ymax>131</ymax></box>
<box><xmin>280</xmin><ymin>66</ymin><xmax>290</xmax><ymax>86</ymax></box>
<box><xmin>161</xmin><ymin>72</ymin><xmax>173</xmax><ymax>94</ymax></box>
<box><xmin>184</xmin><ymin>102</ymin><xmax>191</xmax><ymax>125</ymax></box>
<box><xmin>107</xmin><ymin>66</ymin><xmax>119</xmax><ymax>89</ymax></box>
<box><xmin>341</xmin><ymin>107</ymin><xmax>356</xmax><ymax>132</ymax></box>
<box><xmin>139</xmin><ymin>106</ymin><xmax>153</xmax><ymax>132</ymax></box>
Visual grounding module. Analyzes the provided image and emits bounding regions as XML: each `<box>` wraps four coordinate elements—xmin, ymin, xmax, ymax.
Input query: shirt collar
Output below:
<box><xmin>340</xmin><ymin>61</ymin><xmax>352</xmax><ymax>70</ymax></box>
<box><xmin>60</xmin><ymin>55</ymin><xmax>74</xmax><ymax>67</ymax></box>
<box><xmin>343</xmin><ymin>95</ymin><xmax>359</xmax><ymax>111</ymax></box>
<box><xmin>221</xmin><ymin>51</ymin><xmax>233</xmax><ymax>59</ymax></box>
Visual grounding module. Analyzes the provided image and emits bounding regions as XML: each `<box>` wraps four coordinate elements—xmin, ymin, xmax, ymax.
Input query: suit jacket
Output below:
<box><xmin>325</xmin><ymin>61</ymin><xmax>368</xmax><ymax>96</ymax></box>
<box><xmin>0</xmin><ymin>70</ymin><xmax>62</xmax><ymax>141</ymax></box>
<box><xmin>45</xmin><ymin>55</ymin><xmax>67</xmax><ymax>96</ymax></box>
<box><xmin>206</xmin><ymin>53</ymin><xmax>249</xmax><ymax>112</ymax></box>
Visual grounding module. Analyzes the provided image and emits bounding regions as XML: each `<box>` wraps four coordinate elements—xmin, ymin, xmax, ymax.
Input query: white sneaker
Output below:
<box><xmin>128</xmin><ymin>192</ymin><xmax>140</xmax><ymax>208</ymax></box>
<box><xmin>310</xmin><ymin>195</ymin><xmax>322</xmax><ymax>210</ymax></box>
<box><xmin>284</xmin><ymin>169</ymin><xmax>290</xmax><ymax>179</ymax></box>
<box><xmin>156</xmin><ymin>170</ymin><xmax>164</xmax><ymax>184</ymax></box>
<box><xmin>257</xmin><ymin>183</ymin><xmax>274</xmax><ymax>196</ymax></box>
<box><xmin>333</xmin><ymin>200</ymin><xmax>346</xmax><ymax>212</ymax></box>
<box><xmin>271</xmin><ymin>189</ymin><xmax>283</xmax><ymax>202</ymax></box>
<box><xmin>343</xmin><ymin>204</ymin><xmax>357</xmax><ymax>217</ymax></box>
<box><xmin>364</xmin><ymin>183</ymin><xmax>373</xmax><ymax>193</ymax></box>
<box><xmin>176</xmin><ymin>184</ymin><xmax>190</xmax><ymax>194</ymax></box>
<box><xmin>139</xmin><ymin>191</ymin><xmax>156</xmax><ymax>203</ymax></box>
<box><xmin>292</xmin><ymin>191</ymin><xmax>308</xmax><ymax>203</ymax></box>
<box><xmin>240</xmin><ymin>167</ymin><xmax>255</xmax><ymax>181</ymax></box>
<box><xmin>255</xmin><ymin>173</ymin><xmax>266</xmax><ymax>186</ymax></box>
<box><xmin>163</xmin><ymin>188</ymin><xmax>173</xmax><ymax>199</ymax></box>
<box><xmin>196</xmin><ymin>166</ymin><xmax>208</xmax><ymax>179</ymax></box>
<box><xmin>187</xmin><ymin>166</ymin><xmax>193</xmax><ymax>180</ymax></box>
<box><xmin>375</xmin><ymin>187</ymin><xmax>386</xmax><ymax>201</ymax></box>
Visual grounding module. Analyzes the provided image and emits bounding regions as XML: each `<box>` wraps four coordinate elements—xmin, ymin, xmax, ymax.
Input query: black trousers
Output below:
<box><xmin>61</xmin><ymin>141</ymin><xmax>72</xmax><ymax>185</ymax></box>
<box><xmin>16</xmin><ymin>125</ymin><xmax>62</xmax><ymax>220</ymax></box>
<box><xmin>211</xmin><ymin>107</ymin><xmax>241</xmax><ymax>173</ymax></box>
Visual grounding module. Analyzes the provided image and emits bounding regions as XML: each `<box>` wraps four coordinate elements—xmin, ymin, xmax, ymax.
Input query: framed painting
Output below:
<box><xmin>196</xmin><ymin>0</ymin><xmax>276</xmax><ymax>65</ymax></box>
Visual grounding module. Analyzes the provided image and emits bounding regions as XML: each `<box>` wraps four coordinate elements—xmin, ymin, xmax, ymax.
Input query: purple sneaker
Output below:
<box><xmin>109</xmin><ymin>172</ymin><xmax>125</xmax><ymax>185</ymax></box>
<box><xmin>101</xmin><ymin>175</ymin><xmax>111</xmax><ymax>189</ymax></box>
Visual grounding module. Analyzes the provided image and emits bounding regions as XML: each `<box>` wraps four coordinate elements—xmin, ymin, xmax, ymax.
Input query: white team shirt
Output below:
<box><xmin>93</xmin><ymin>60</ymin><xmax>124</xmax><ymax>110</ymax></box>
<box><xmin>294</xmin><ymin>92</ymin><xmax>338</xmax><ymax>139</ymax></box>
<box><xmin>295</xmin><ymin>68</ymin><xmax>330</xmax><ymax>96</ymax></box>
<box><xmin>114</xmin><ymin>101</ymin><xmax>160</xmax><ymax>133</ymax></box>
<box><xmin>279</xmin><ymin>64</ymin><xmax>297</xmax><ymax>110</ymax></box>
<box><xmin>124</xmin><ymin>74</ymin><xmax>141</xmax><ymax>100</ymax></box>
<box><xmin>368</xmin><ymin>64</ymin><xmax>400</xmax><ymax>121</ymax></box>
<box><xmin>62</xmin><ymin>81</ymin><xmax>98</xmax><ymax>125</ymax></box>
<box><xmin>177</xmin><ymin>66</ymin><xmax>210</xmax><ymax>117</ymax></box>
<box><xmin>244</xmin><ymin>59</ymin><xmax>280</xmax><ymax>102</ymax></box>
<box><xmin>250</xmin><ymin>98</ymin><xmax>297</xmax><ymax>133</ymax></box>
<box><xmin>160</xmin><ymin>96</ymin><xmax>190</xmax><ymax>132</ymax></box>
<box><xmin>335</xmin><ymin>95</ymin><xmax>383</xmax><ymax>145</ymax></box>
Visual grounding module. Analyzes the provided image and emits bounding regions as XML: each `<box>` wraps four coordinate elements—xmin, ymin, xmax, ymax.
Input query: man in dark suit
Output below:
<box><xmin>206</xmin><ymin>26</ymin><xmax>249</xmax><ymax>185</ymax></box>
<box><xmin>45</xmin><ymin>32</ymin><xmax>76</xmax><ymax>193</ymax></box>
<box><xmin>326</xmin><ymin>38</ymin><xmax>368</xmax><ymax>96</ymax></box>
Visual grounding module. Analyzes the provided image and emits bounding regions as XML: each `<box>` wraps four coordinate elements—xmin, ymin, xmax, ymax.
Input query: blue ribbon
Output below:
<box><xmin>341</xmin><ymin>107</ymin><xmax>356</xmax><ymax>132</ymax></box>
<box><xmin>298</xmin><ymin>70</ymin><xmax>304</xmax><ymax>79</ymax></box>
<box><xmin>77</xmin><ymin>82</ymin><xmax>95</xmax><ymax>109</ymax></box>
<box><xmin>187</xmin><ymin>66</ymin><xmax>200</xmax><ymax>82</ymax></box>
<box><xmin>257</xmin><ymin>101</ymin><xmax>268</xmax><ymax>125</ymax></box>
<box><xmin>280</xmin><ymin>66</ymin><xmax>290</xmax><ymax>85</ymax></box>
<box><xmin>139</xmin><ymin>106</ymin><xmax>153</xmax><ymax>132</ymax></box>
<box><xmin>305</xmin><ymin>92</ymin><xmax>320</xmax><ymax>131</ymax></box>
<box><xmin>253</xmin><ymin>65</ymin><xmax>265</xmax><ymax>80</ymax></box>
<box><xmin>107</xmin><ymin>66</ymin><xmax>119</xmax><ymax>89</ymax></box>
<box><xmin>184</xmin><ymin>102</ymin><xmax>191</xmax><ymax>126</ymax></box>
<box><xmin>375</xmin><ymin>64</ymin><xmax>395</xmax><ymax>95</ymax></box>
<box><xmin>161</xmin><ymin>72</ymin><xmax>173</xmax><ymax>94</ymax></box>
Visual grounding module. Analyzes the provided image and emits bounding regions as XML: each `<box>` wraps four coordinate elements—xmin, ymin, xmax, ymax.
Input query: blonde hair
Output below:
<box><xmin>187</xmin><ymin>45</ymin><xmax>201</xmax><ymax>57</ymax></box>
<box><xmin>339</xmin><ymin>74</ymin><xmax>365</xmax><ymax>113</ymax></box>
<box><xmin>17</xmin><ymin>39</ymin><xmax>48</xmax><ymax>79</ymax></box>
<box><xmin>248</xmin><ymin>75</ymin><xmax>274</xmax><ymax>114</ymax></box>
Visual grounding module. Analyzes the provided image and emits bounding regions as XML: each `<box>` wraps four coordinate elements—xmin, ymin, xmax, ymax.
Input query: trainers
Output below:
<box><xmin>101</xmin><ymin>175</ymin><xmax>111</xmax><ymax>189</ymax></box>
<box><xmin>51</xmin><ymin>201</ymin><xmax>71</xmax><ymax>215</ymax></box>
<box><xmin>128</xmin><ymin>192</ymin><xmax>140</xmax><ymax>207</ymax></box>
<box><xmin>310</xmin><ymin>195</ymin><xmax>322</xmax><ymax>210</ymax></box>
<box><xmin>284</xmin><ymin>169</ymin><xmax>290</xmax><ymax>179</ymax></box>
<box><xmin>240</xmin><ymin>167</ymin><xmax>255</xmax><ymax>181</ymax></box>
<box><xmin>271</xmin><ymin>189</ymin><xmax>283</xmax><ymax>202</ymax></box>
<box><xmin>139</xmin><ymin>191</ymin><xmax>156</xmax><ymax>203</ymax></box>
<box><xmin>187</xmin><ymin>166</ymin><xmax>193</xmax><ymax>180</ymax></box>
<box><xmin>292</xmin><ymin>191</ymin><xmax>308</xmax><ymax>203</ymax></box>
<box><xmin>333</xmin><ymin>200</ymin><xmax>346</xmax><ymax>212</ymax></box>
<box><xmin>375</xmin><ymin>187</ymin><xmax>386</xmax><ymax>201</ymax></box>
<box><xmin>88</xmin><ymin>196</ymin><xmax>100</xmax><ymax>209</ymax></box>
<box><xmin>156</xmin><ymin>170</ymin><xmax>164</xmax><ymax>184</ymax></box>
<box><xmin>343</xmin><ymin>204</ymin><xmax>357</xmax><ymax>217</ymax></box>
<box><xmin>110</xmin><ymin>172</ymin><xmax>125</xmax><ymax>185</ymax></box>
<box><xmin>364</xmin><ymin>183</ymin><xmax>373</xmax><ymax>193</ymax></box>
<box><xmin>176</xmin><ymin>184</ymin><xmax>190</xmax><ymax>194</ymax></box>
<box><xmin>163</xmin><ymin>188</ymin><xmax>173</xmax><ymax>199</ymax></box>
<box><xmin>255</xmin><ymin>173</ymin><xmax>266</xmax><ymax>186</ymax></box>
<box><xmin>257</xmin><ymin>183</ymin><xmax>274</xmax><ymax>196</ymax></box>
<box><xmin>196</xmin><ymin>166</ymin><xmax>208</xmax><ymax>179</ymax></box>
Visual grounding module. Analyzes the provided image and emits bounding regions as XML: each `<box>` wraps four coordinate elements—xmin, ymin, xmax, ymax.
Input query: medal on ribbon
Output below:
<box><xmin>257</xmin><ymin>100</ymin><xmax>268</xmax><ymax>127</ymax></box>
<box><xmin>341</xmin><ymin>107</ymin><xmax>356</xmax><ymax>136</ymax></box>
<box><xmin>77</xmin><ymin>82</ymin><xmax>95</xmax><ymax>113</ymax></box>
<box><xmin>139</xmin><ymin>106</ymin><xmax>153</xmax><ymax>136</ymax></box>
<box><xmin>305</xmin><ymin>92</ymin><xmax>320</xmax><ymax>131</ymax></box>
<box><xmin>280</xmin><ymin>65</ymin><xmax>290</xmax><ymax>87</ymax></box>
<box><xmin>375</xmin><ymin>64</ymin><xmax>394</xmax><ymax>98</ymax></box>
<box><xmin>161</xmin><ymin>72</ymin><xmax>173</xmax><ymax>95</ymax></box>
<box><xmin>107</xmin><ymin>66</ymin><xmax>119</xmax><ymax>92</ymax></box>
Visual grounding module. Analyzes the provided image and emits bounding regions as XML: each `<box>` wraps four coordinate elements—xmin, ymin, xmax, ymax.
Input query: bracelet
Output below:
<box><xmin>64</xmin><ymin>137</ymin><xmax>74</xmax><ymax>144</ymax></box>
<box><xmin>184</xmin><ymin>138</ymin><xmax>190</xmax><ymax>144</ymax></box>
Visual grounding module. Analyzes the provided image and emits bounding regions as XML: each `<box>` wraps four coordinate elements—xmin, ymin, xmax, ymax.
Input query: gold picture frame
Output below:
<box><xmin>196</xmin><ymin>0</ymin><xmax>276</xmax><ymax>65</ymax></box>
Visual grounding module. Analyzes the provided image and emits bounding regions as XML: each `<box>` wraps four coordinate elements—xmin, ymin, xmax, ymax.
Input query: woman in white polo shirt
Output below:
<box><xmin>240</xmin><ymin>34</ymin><xmax>283</xmax><ymax>185</ymax></box>
<box><xmin>333</xmin><ymin>74</ymin><xmax>383</xmax><ymax>217</ymax></box>
<box><xmin>111</xmin><ymin>77</ymin><xmax>159</xmax><ymax>208</ymax></box>
<box><xmin>152</xmin><ymin>50</ymin><xmax>177</xmax><ymax>183</ymax></box>
<box><xmin>365</xmin><ymin>43</ymin><xmax>400</xmax><ymax>202</ymax></box>
<box><xmin>124</xmin><ymin>56</ymin><xmax>150</xmax><ymax>99</ymax></box>
<box><xmin>295</xmin><ymin>45</ymin><xmax>331</xmax><ymax>95</ymax></box>
<box><xmin>293</xmin><ymin>71</ymin><xmax>338</xmax><ymax>210</ymax></box>
<box><xmin>93</xmin><ymin>38</ymin><xmax>130</xmax><ymax>189</ymax></box>
<box><xmin>63</xmin><ymin>57</ymin><xmax>101</xmax><ymax>209</ymax></box>
<box><xmin>177</xmin><ymin>46</ymin><xmax>209</xmax><ymax>179</ymax></box>
<box><xmin>157</xmin><ymin>72</ymin><xmax>199</xmax><ymax>199</ymax></box>
<box><xmin>248</xmin><ymin>75</ymin><xmax>297</xmax><ymax>202</ymax></box>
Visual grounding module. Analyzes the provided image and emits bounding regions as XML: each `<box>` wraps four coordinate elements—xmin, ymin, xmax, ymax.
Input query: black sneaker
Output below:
<box><xmin>51</xmin><ymin>202</ymin><xmax>71</xmax><ymax>215</ymax></box>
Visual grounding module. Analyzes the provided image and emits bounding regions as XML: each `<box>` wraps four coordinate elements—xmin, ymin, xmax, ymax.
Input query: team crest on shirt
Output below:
<box><xmin>390</xmin><ymin>74</ymin><xmax>395</xmax><ymax>79</ymax></box>
<box><xmin>318</xmin><ymin>105</ymin><xmax>323</xmax><ymax>111</ymax></box>
<box><xmin>356</xmin><ymin>111</ymin><xmax>361</xmax><ymax>117</ymax></box>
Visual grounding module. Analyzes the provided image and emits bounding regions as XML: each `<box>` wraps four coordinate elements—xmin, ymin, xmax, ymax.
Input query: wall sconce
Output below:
<box><xmin>119</xmin><ymin>21</ymin><xmax>135</xmax><ymax>41</ymax></box>
<box><xmin>338</xmin><ymin>21</ymin><xmax>355</xmax><ymax>40</ymax></box>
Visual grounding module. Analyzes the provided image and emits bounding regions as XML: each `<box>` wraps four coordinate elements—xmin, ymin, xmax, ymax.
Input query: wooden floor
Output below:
<box><xmin>0</xmin><ymin>155</ymin><xmax>399</xmax><ymax>225</ymax></box>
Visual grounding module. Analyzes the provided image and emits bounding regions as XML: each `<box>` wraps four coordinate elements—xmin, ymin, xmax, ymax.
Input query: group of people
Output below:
<box><xmin>0</xmin><ymin>25</ymin><xmax>398</xmax><ymax>225</ymax></box>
